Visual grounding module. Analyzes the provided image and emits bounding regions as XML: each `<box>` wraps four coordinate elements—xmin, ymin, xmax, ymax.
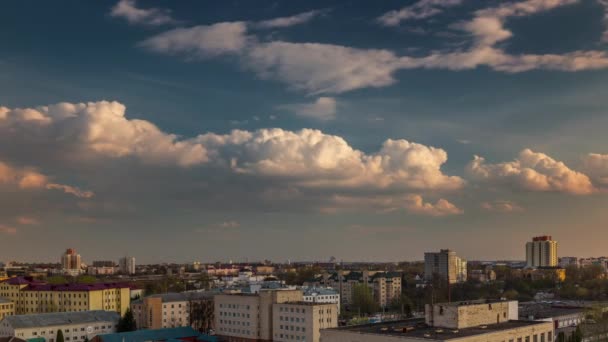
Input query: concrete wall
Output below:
<box><xmin>426</xmin><ymin>301</ymin><xmax>516</xmax><ymax>329</ymax></box>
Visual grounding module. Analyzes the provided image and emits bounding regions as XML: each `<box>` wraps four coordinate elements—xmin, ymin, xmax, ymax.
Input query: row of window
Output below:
<box><xmin>219</xmin><ymin>311</ymin><xmax>251</xmax><ymax>318</ymax></box>
<box><xmin>279</xmin><ymin>324</ymin><xmax>306</xmax><ymax>332</ymax></box>
<box><xmin>219</xmin><ymin>303</ymin><xmax>252</xmax><ymax>310</ymax></box>
<box><xmin>279</xmin><ymin>316</ymin><xmax>306</xmax><ymax>323</ymax></box>
<box><xmin>219</xmin><ymin>319</ymin><xmax>252</xmax><ymax>326</ymax></box>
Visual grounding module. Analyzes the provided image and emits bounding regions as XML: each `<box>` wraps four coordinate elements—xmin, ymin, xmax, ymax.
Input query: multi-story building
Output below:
<box><xmin>273</xmin><ymin>302</ymin><xmax>337</xmax><ymax>342</ymax></box>
<box><xmin>215</xmin><ymin>289</ymin><xmax>335</xmax><ymax>342</ymax></box>
<box><xmin>91</xmin><ymin>261</ymin><xmax>115</xmax><ymax>268</ymax></box>
<box><xmin>118</xmin><ymin>257</ymin><xmax>136</xmax><ymax>275</ymax></box>
<box><xmin>131</xmin><ymin>292</ymin><xmax>214</xmax><ymax>331</ymax></box>
<box><xmin>322</xmin><ymin>299</ymin><xmax>553</xmax><ymax>342</ymax></box>
<box><xmin>0</xmin><ymin>277</ymin><xmax>130</xmax><ymax>316</ymax></box>
<box><xmin>0</xmin><ymin>310</ymin><xmax>119</xmax><ymax>342</ymax></box>
<box><xmin>0</xmin><ymin>298</ymin><xmax>14</xmax><ymax>321</ymax></box>
<box><xmin>302</xmin><ymin>287</ymin><xmax>340</xmax><ymax>312</ymax></box>
<box><xmin>315</xmin><ymin>271</ymin><xmax>401</xmax><ymax>308</ymax></box>
<box><xmin>61</xmin><ymin>249</ymin><xmax>82</xmax><ymax>276</ymax></box>
<box><xmin>558</xmin><ymin>257</ymin><xmax>578</xmax><ymax>268</ymax></box>
<box><xmin>424</xmin><ymin>249</ymin><xmax>467</xmax><ymax>284</ymax></box>
<box><xmin>526</xmin><ymin>236</ymin><xmax>558</xmax><ymax>268</ymax></box>
<box><xmin>86</xmin><ymin>267</ymin><xmax>116</xmax><ymax>276</ymax></box>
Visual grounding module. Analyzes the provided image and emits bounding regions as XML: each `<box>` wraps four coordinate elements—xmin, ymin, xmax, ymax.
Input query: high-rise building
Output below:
<box><xmin>526</xmin><ymin>236</ymin><xmax>558</xmax><ymax>268</ymax></box>
<box><xmin>424</xmin><ymin>249</ymin><xmax>467</xmax><ymax>284</ymax></box>
<box><xmin>119</xmin><ymin>256</ymin><xmax>136</xmax><ymax>275</ymax></box>
<box><xmin>61</xmin><ymin>248</ymin><xmax>82</xmax><ymax>274</ymax></box>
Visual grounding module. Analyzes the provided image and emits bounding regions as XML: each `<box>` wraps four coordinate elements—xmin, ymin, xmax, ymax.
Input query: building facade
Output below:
<box><xmin>0</xmin><ymin>299</ymin><xmax>14</xmax><ymax>321</ymax></box>
<box><xmin>118</xmin><ymin>257</ymin><xmax>136</xmax><ymax>275</ymax></box>
<box><xmin>314</xmin><ymin>271</ymin><xmax>401</xmax><ymax>308</ymax></box>
<box><xmin>0</xmin><ymin>310</ymin><xmax>118</xmax><ymax>342</ymax></box>
<box><xmin>526</xmin><ymin>236</ymin><xmax>558</xmax><ymax>268</ymax></box>
<box><xmin>302</xmin><ymin>287</ymin><xmax>340</xmax><ymax>313</ymax></box>
<box><xmin>273</xmin><ymin>302</ymin><xmax>337</xmax><ymax>342</ymax></box>
<box><xmin>424</xmin><ymin>249</ymin><xmax>467</xmax><ymax>284</ymax></box>
<box><xmin>0</xmin><ymin>278</ymin><xmax>130</xmax><ymax>316</ymax></box>
<box><xmin>61</xmin><ymin>249</ymin><xmax>82</xmax><ymax>275</ymax></box>
<box><xmin>131</xmin><ymin>292</ymin><xmax>214</xmax><ymax>332</ymax></box>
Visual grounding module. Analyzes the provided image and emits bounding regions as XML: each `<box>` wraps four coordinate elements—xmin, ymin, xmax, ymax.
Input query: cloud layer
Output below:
<box><xmin>110</xmin><ymin>0</ymin><xmax>178</xmax><ymax>26</ymax></box>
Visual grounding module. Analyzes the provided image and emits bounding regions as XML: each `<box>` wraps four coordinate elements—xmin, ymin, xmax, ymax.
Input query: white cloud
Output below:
<box><xmin>140</xmin><ymin>22</ymin><xmax>249</xmax><ymax>58</ymax></box>
<box><xmin>324</xmin><ymin>194</ymin><xmax>462</xmax><ymax>216</ymax></box>
<box><xmin>0</xmin><ymin>101</ymin><xmax>208</xmax><ymax>167</ymax></box>
<box><xmin>46</xmin><ymin>184</ymin><xmax>95</xmax><ymax>199</ymax></box>
<box><xmin>404</xmin><ymin>194</ymin><xmax>463</xmax><ymax>216</ymax></box>
<box><xmin>255</xmin><ymin>10</ymin><xmax>325</xmax><ymax>29</ymax></box>
<box><xmin>582</xmin><ymin>153</ymin><xmax>608</xmax><ymax>186</ymax></box>
<box><xmin>281</xmin><ymin>97</ymin><xmax>337</xmax><ymax>120</ymax></box>
<box><xmin>140</xmin><ymin>0</ymin><xmax>608</xmax><ymax>94</ymax></box>
<box><xmin>480</xmin><ymin>200</ymin><xmax>524</xmax><ymax>212</ymax></box>
<box><xmin>197</xmin><ymin>128</ymin><xmax>464</xmax><ymax>192</ymax></box>
<box><xmin>110</xmin><ymin>0</ymin><xmax>178</xmax><ymax>26</ymax></box>
<box><xmin>467</xmin><ymin>149</ymin><xmax>595</xmax><ymax>195</ymax></box>
<box><xmin>378</xmin><ymin>0</ymin><xmax>464</xmax><ymax>26</ymax></box>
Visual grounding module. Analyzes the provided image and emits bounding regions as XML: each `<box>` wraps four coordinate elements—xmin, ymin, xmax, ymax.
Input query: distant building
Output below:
<box><xmin>322</xmin><ymin>299</ymin><xmax>553</xmax><ymax>342</ymax></box>
<box><xmin>87</xmin><ymin>266</ymin><xmax>116</xmax><ymax>276</ymax></box>
<box><xmin>131</xmin><ymin>292</ymin><xmax>214</xmax><ymax>331</ymax></box>
<box><xmin>0</xmin><ymin>277</ymin><xmax>131</xmax><ymax>316</ymax></box>
<box><xmin>468</xmin><ymin>268</ymin><xmax>496</xmax><ymax>283</ymax></box>
<box><xmin>0</xmin><ymin>310</ymin><xmax>119</xmax><ymax>342</ymax></box>
<box><xmin>519</xmin><ymin>302</ymin><xmax>585</xmax><ymax>340</ymax></box>
<box><xmin>312</xmin><ymin>271</ymin><xmax>401</xmax><ymax>308</ymax></box>
<box><xmin>424</xmin><ymin>249</ymin><xmax>467</xmax><ymax>284</ymax></box>
<box><xmin>61</xmin><ymin>248</ymin><xmax>82</xmax><ymax>276</ymax></box>
<box><xmin>91</xmin><ymin>261</ymin><xmax>115</xmax><ymax>268</ymax></box>
<box><xmin>302</xmin><ymin>287</ymin><xmax>340</xmax><ymax>312</ymax></box>
<box><xmin>526</xmin><ymin>236</ymin><xmax>558</xmax><ymax>268</ymax></box>
<box><xmin>214</xmin><ymin>289</ymin><xmax>337</xmax><ymax>342</ymax></box>
<box><xmin>118</xmin><ymin>256</ymin><xmax>136</xmax><ymax>275</ymax></box>
<box><xmin>558</xmin><ymin>257</ymin><xmax>578</xmax><ymax>268</ymax></box>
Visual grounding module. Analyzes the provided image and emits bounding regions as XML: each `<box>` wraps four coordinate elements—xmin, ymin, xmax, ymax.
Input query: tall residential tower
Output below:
<box><xmin>526</xmin><ymin>236</ymin><xmax>558</xmax><ymax>268</ymax></box>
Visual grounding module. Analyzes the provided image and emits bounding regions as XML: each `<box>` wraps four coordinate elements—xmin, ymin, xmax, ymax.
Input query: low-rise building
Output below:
<box><xmin>131</xmin><ymin>292</ymin><xmax>214</xmax><ymax>331</ymax></box>
<box><xmin>0</xmin><ymin>299</ymin><xmax>14</xmax><ymax>321</ymax></box>
<box><xmin>302</xmin><ymin>287</ymin><xmax>340</xmax><ymax>312</ymax></box>
<box><xmin>322</xmin><ymin>300</ymin><xmax>553</xmax><ymax>342</ymax></box>
<box><xmin>273</xmin><ymin>302</ymin><xmax>337</xmax><ymax>342</ymax></box>
<box><xmin>316</xmin><ymin>271</ymin><xmax>401</xmax><ymax>308</ymax></box>
<box><xmin>519</xmin><ymin>302</ymin><xmax>585</xmax><ymax>340</ymax></box>
<box><xmin>0</xmin><ymin>310</ymin><xmax>119</xmax><ymax>342</ymax></box>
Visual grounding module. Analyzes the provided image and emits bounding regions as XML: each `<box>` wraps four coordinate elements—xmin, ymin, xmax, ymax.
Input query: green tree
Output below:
<box><xmin>56</xmin><ymin>329</ymin><xmax>65</xmax><ymax>342</ymax></box>
<box><xmin>352</xmin><ymin>284</ymin><xmax>378</xmax><ymax>316</ymax></box>
<box><xmin>48</xmin><ymin>276</ymin><xmax>69</xmax><ymax>284</ymax></box>
<box><xmin>390</xmin><ymin>294</ymin><xmax>413</xmax><ymax>317</ymax></box>
<box><xmin>117</xmin><ymin>308</ymin><xmax>137</xmax><ymax>332</ymax></box>
<box><xmin>75</xmin><ymin>275</ymin><xmax>97</xmax><ymax>284</ymax></box>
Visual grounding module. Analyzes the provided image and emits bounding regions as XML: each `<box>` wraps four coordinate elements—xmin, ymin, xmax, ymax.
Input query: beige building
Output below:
<box><xmin>322</xmin><ymin>300</ymin><xmax>553</xmax><ymax>342</ymax></box>
<box><xmin>215</xmin><ymin>289</ymin><xmax>336</xmax><ymax>342</ymax></box>
<box><xmin>61</xmin><ymin>249</ymin><xmax>82</xmax><ymax>274</ymax></box>
<box><xmin>526</xmin><ymin>236</ymin><xmax>558</xmax><ymax>268</ymax></box>
<box><xmin>0</xmin><ymin>277</ymin><xmax>130</xmax><ymax>316</ymax></box>
<box><xmin>0</xmin><ymin>299</ymin><xmax>14</xmax><ymax>321</ymax></box>
<box><xmin>317</xmin><ymin>271</ymin><xmax>401</xmax><ymax>308</ymax></box>
<box><xmin>273</xmin><ymin>302</ymin><xmax>337</xmax><ymax>342</ymax></box>
<box><xmin>131</xmin><ymin>292</ymin><xmax>213</xmax><ymax>331</ymax></box>
<box><xmin>425</xmin><ymin>249</ymin><xmax>467</xmax><ymax>284</ymax></box>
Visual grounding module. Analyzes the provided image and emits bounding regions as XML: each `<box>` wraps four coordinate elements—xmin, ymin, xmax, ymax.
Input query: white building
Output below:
<box><xmin>302</xmin><ymin>287</ymin><xmax>340</xmax><ymax>313</ymax></box>
<box><xmin>0</xmin><ymin>311</ymin><xmax>118</xmax><ymax>342</ymax></box>
<box><xmin>118</xmin><ymin>257</ymin><xmax>136</xmax><ymax>275</ymax></box>
<box><xmin>526</xmin><ymin>236</ymin><xmax>558</xmax><ymax>268</ymax></box>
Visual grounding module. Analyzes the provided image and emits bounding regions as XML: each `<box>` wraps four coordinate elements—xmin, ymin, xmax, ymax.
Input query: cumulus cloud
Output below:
<box><xmin>378</xmin><ymin>0</ymin><xmax>464</xmax><ymax>26</ymax></box>
<box><xmin>197</xmin><ymin>128</ymin><xmax>464</xmax><ymax>192</ymax></box>
<box><xmin>404</xmin><ymin>194</ymin><xmax>463</xmax><ymax>216</ymax></box>
<box><xmin>0</xmin><ymin>225</ymin><xmax>17</xmax><ymax>235</ymax></box>
<box><xmin>255</xmin><ymin>10</ymin><xmax>325</xmax><ymax>29</ymax></box>
<box><xmin>480</xmin><ymin>200</ymin><xmax>524</xmax><ymax>212</ymax></box>
<box><xmin>324</xmin><ymin>194</ymin><xmax>462</xmax><ymax>216</ymax></box>
<box><xmin>110</xmin><ymin>0</ymin><xmax>178</xmax><ymax>26</ymax></box>
<box><xmin>140</xmin><ymin>0</ymin><xmax>608</xmax><ymax>94</ymax></box>
<box><xmin>582</xmin><ymin>153</ymin><xmax>608</xmax><ymax>186</ymax></box>
<box><xmin>467</xmin><ymin>149</ymin><xmax>595</xmax><ymax>195</ymax></box>
<box><xmin>0</xmin><ymin>101</ymin><xmax>208</xmax><ymax>167</ymax></box>
<box><xmin>281</xmin><ymin>97</ymin><xmax>337</xmax><ymax>120</ymax></box>
<box><xmin>0</xmin><ymin>160</ymin><xmax>93</xmax><ymax>198</ymax></box>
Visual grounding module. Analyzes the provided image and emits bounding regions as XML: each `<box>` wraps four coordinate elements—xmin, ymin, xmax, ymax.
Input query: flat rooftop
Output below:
<box><xmin>438</xmin><ymin>299</ymin><xmax>513</xmax><ymax>307</ymax></box>
<box><xmin>519</xmin><ymin>303</ymin><xmax>585</xmax><ymax>319</ymax></box>
<box><xmin>328</xmin><ymin>319</ymin><xmax>550</xmax><ymax>340</ymax></box>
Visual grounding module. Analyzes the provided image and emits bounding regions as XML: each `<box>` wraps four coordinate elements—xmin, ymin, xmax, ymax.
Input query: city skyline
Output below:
<box><xmin>2</xmin><ymin>0</ymin><xmax>608</xmax><ymax>263</ymax></box>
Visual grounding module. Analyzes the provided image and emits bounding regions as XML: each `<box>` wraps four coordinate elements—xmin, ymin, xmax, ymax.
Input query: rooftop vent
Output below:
<box><xmin>480</xmin><ymin>325</ymin><xmax>488</xmax><ymax>329</ymax></box>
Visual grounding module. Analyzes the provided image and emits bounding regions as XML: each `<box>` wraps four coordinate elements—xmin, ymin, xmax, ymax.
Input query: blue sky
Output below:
<box><xmin>1</xmin><ymin>0</ymin><xmax>608</xmax><ymax>263</ymax></box>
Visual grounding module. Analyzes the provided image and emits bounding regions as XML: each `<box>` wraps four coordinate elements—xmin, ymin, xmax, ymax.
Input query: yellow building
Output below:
<box><xmin>0</xmin><ymin>297</ymin><xmax>15</xmax><ymax>320</ymax></box>
<box><xmin>0</xmin><ymin>277</ymin><xmax>130</xmax><ymax>316</ymax></box>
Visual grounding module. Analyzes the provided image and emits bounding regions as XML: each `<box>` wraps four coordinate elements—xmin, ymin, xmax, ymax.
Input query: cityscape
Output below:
<box><xmin>3</xmin><ymin>0</ymin><xmax>608</xmax><ymax>342</ymax></box>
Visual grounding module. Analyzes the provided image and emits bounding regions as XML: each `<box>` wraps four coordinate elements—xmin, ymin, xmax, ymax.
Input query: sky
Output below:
<box><xmin>1</xmin><ymin>0</ymin><xmax>608</xmax><ymax>264</ymax></box>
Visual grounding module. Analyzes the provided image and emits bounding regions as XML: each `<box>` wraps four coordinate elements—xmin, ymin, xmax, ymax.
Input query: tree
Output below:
<box><xmin>48</xmin><ymin>276</ymin><xmax>69</xmax><ymax>284</ymax></box>
<box><xmin>351</xmin><ymin>284</ymin><xmax>378</xmax><ymax>316</ymax></box>
<box><xmin>117</xmin><ymin>308</ymin><xmax>137</xmax><ymax>332</ymax></box>
<box><xmin>390</xmin><ymin>294</ymin><xmax>413</xmax><ymax>317</ymax></box>
<box><xmin>557</xmin><ymin>332</ymin><xmax>565</xmax><ymax>342</ymax></box>
<box><xmin>56</xmin><ymin>329</ymin><xmax>65</xmax><ymax>342</ymax></box>
<box><xmin>76</xmin><ymin>275</ymin><xmax>97</xmax><ymax>284</ymax></box>
<box><xmin>573</xmin><ymin>326</ymin><xmax>583</xmax><ymax>342</ymax></box>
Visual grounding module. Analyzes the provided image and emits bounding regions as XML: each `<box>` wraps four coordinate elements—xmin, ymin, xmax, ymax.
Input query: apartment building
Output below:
<box><xmin>0</xmin><ymin>299</ymin><xmax>14</xmax><ymax>321</ymax></box>
<box><xmin>0</xmin><ymin>310</ymin><xmax>119</xmax><ymax>342</ymax></box>
<box><xmin>215</xmin><ymin>289</ymin><xmax>335</xmax><ymax>342</ymax></box>
<box><xmin>424</xmin><ymin>249</ymin><xmax>468</xmax><ymax>284</ymax></box>
<box><xmin>322</xmin><ymin>300</ymin><xmax>553</xmax><ymax>342</ymax></box>
<box><xmin>118</xmin><ymin>257</ymin><xmax>136</xmax><ymax>275</ymax></box>
<box><xmin>302</xmin><ymin>287</ymin><xmax>340</xmax><ymax>312</ymax></box>
<box><xmin>526</xmin><ymin>236</ymin><xmax>558</xmax><ymax>268</ymax></box>
<box><xmin>316</xmin><ymin>271</ymin><xmax>401</xmax><ymax>308</ymax></box>
<box><xmin>0</xmin><ymin>277</ymin><xmax>130</xmax><ymax>316</ymax></box>
<box><xmin>131</xmin><ymin>292</ymin><xmax>214</xmax><ymax>331</ymax></box>
<box><xmin>273</xmin><ymin>302</ymin><xmax>337</xmax><ymax>342</ymax></box>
